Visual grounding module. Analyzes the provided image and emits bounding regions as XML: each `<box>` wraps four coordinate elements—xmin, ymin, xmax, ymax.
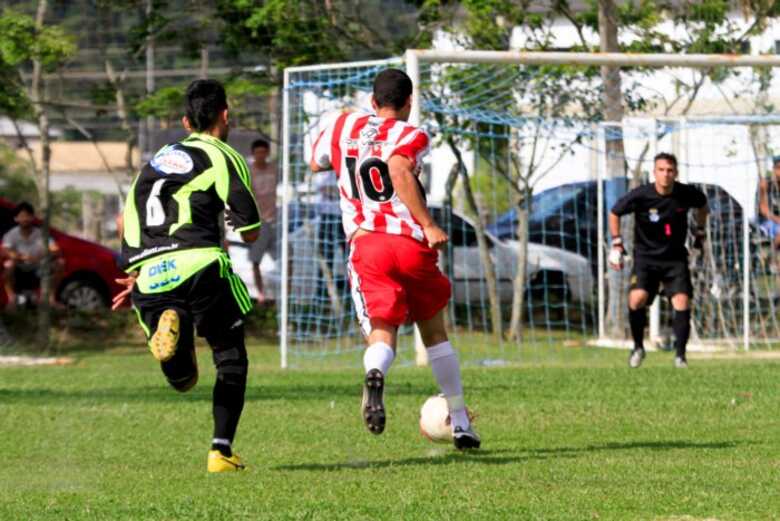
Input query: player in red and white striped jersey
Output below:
<box><xmin>310</xmin><ymin>68</ymin><xmax>480</xmax><ymax>450</ymax></box>
<box><xmin>311</xmin><ymin>108</ymin><xmax>431</xmax><ymax>242</ymax></box>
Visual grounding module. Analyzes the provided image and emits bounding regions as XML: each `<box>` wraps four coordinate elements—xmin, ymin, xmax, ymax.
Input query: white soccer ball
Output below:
<box><xmin>419</xmin><ymin>394</ymin><xmax>452</xmax><ymax>443</ymax></box>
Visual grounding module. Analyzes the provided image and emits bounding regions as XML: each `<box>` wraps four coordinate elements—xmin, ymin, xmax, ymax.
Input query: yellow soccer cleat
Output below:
<box><xmin>149</xmin><ymin>309</ymin><xmax>180</xmax><ymax>362</ymax></box>
<box><xmin>207</xmin><ymin>450</ymin><xmax>246</xmax><ymax>473</ymax></box>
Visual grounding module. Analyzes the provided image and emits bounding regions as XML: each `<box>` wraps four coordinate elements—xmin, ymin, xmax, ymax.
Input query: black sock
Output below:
<box><xmin>212</xmin><ymin>375</ymin><xmax>246</xmax><ymax>455</ymax></box>
<box><xmin>673</xmin><ymin>309</ymin><xmax>691</xmax><ymax>359</ymax></box>
<box><xmin>211</xmin><ymin>442</ymin><xmax>232</xmax><ymax>457</ymax></box>
<box><xmin>628</xmin><ymin>307</ymin><xmax>647</xmax><ymax>351</ymax></box>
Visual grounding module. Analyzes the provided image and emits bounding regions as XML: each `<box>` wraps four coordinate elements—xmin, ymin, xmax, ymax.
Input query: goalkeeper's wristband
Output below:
<box><xmin>611</xmin><ymin>236</ymin><xmax>624</xmax><ymax>249</ymax></box>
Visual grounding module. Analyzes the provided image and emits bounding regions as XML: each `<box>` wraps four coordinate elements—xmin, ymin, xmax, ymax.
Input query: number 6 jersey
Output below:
<box><xmin>311</xmin><ymin>112</ymin><xmax>431</xmax><ymax>242</ymax></box>
<box><xmin>120</xmin><ymin>132</ymin><xmax>261</xmax><ymax>273</ymax></box>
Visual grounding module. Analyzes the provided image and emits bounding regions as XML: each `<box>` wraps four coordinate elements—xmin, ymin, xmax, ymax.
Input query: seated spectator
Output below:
<box><xmin>758</xmin><ymin>155</ymin><xmax>780</xmax><ymax>249</ymax></box>
<box><xmin>1</xmin><ymin>202</ymin><xmax>64</xmax><ymax>309</ymax></box>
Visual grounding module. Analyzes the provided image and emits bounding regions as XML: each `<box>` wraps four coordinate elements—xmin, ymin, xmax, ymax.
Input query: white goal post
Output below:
<box><xmin>279</xmin><ymin>50</ymin><xmax>780</xmax><ymax>368</ymax></box>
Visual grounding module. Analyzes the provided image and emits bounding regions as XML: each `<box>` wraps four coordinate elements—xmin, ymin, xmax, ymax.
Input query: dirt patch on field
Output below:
<box><xmin>0</xmin><ymin>355</ymin><xmax>74</xmax><ymax>367</ymax></box>
<box><xmin>688</xmin><ymin>350</ymin><xmax>780</xmax><ymax>360</ymax></box>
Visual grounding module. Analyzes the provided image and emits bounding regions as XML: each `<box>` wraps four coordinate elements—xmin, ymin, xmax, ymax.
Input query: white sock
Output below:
<box><xmin>426</xmin><ymin>341</ymin><xmax>470</xmax><ymax>430</ymax></box>
<box><xmin>363</xmin><ymin>342</ymin><xmax>395</xmax><ymax>375</ymax></box>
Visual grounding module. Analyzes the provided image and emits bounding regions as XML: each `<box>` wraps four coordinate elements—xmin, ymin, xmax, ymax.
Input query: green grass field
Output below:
<box><xmin>0</xmin><ymin>342</ymin><xmax>778</xmax><ymax>520</ymax></box>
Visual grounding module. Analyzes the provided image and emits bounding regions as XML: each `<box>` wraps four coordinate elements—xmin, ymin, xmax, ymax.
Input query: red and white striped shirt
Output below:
<box><xmin>312</xmin><ymin>112</ymin><xmax>431</xmax><ymax>242</ymax></box>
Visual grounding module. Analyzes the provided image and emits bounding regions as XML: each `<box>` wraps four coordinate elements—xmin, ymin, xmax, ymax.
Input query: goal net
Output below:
<box><xmin>280</xmin><ymin>51</ymin><xmax>780</xmax><ymax>367</ymax></box>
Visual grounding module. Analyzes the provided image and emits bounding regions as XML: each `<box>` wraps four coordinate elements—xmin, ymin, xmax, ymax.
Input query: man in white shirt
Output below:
<box><xmin>248</xmin><ymin>138</ymin><xmax>278</xmax><ymax>303</ymax></box>
<box><xmin>2</xmin><ymin>202</ymin><xmax>63</xmax><ymax>308</ymax></box>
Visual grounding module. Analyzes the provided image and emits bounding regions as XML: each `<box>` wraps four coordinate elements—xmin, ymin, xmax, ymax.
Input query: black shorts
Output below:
<box><xmin>630</xmin><ymin>258</ymin><xmax>692</xmax><ymax>305</ymax></box>
<box><xmin>131</xmin><ymin>261</ymin><xmax>251</xmax><ymax>386</ymax></box>
<box><xmin>13</xmin><ymin>267</ymin><xmax>40</xmax><ymax>292</ymax></box>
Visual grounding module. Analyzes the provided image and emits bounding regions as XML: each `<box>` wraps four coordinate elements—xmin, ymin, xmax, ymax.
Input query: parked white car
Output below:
<box><xmin>227</xmin><ymin>204</ymin><xmax>594</xmax><ymax>305</ymax></box>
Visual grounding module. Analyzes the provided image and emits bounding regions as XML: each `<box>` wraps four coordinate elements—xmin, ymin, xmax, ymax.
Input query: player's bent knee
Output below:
<box><xmin>213</xmin><ymin>345</ymin><xmax>248</xmax><ymax>386</ymax></box>
<box><xmin>671</xmin><ymin>293</ymin><xmax>690</xmax><ymax>311</ymax></box>
<box><xmin>628</xmin><ymin>290</ymin><xmax>649</xmax><ymax>310</ymax></box>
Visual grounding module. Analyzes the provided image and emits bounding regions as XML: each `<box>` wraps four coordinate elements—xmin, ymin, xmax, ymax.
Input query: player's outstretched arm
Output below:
<box><xmin>240</xmin><ymin>228</ymin><xmax>259</xmax><ymax>243</ymax></box>
<box><xmin>388</xmin><ymin>155</ymin><xmax>447</xmax><ymax>250</ymax></box>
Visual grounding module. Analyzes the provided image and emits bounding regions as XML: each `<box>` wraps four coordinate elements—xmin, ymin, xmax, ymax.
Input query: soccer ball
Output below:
<box><xmin>419</xmin><ymin>394</ymin><xmax>452</xmax><ymax>443</ymax></box>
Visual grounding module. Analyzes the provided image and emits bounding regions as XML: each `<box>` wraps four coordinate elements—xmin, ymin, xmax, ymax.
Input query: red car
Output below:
<box><xmin>0</xmin><ymin>197</ymin><xmax>126</xmax><ymax>310</ymax></box>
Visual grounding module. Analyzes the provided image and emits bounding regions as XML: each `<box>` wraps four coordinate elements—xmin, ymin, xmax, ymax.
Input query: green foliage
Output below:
<box><xmin>134</xmin><ymin>85</ymin><xmax>185</xmax><ymax>124</ymax></box>
<box><xmin>0</xmin><ymin>143</ymin><xmax>36</xmax><ymax>203</ymax></box>
<box><xmin>135</xmin><ymin>77</ymin><xmax>273</xmax><ymax>130</ymax></box>
<box><xmin>0</xmin><ymin>9</ymin><xmax>76</xmax><ymax>70</ymax></box>
<box><xmin>216</xmin><ymin>0</ymin><xmax>431</xmax><ymax>70</ymax></box>
<box><xmin>0</xmin><ymin>59</ymin><xmax>30</xmax><ymax>118</ymax></box>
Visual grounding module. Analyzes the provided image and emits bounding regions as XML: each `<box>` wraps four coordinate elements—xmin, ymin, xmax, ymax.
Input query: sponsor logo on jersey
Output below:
<box><xmin>149</xmin><ymin>275</ymin><xmax>181</xmax><ymax>291</ymax></box>
<box><xmin>148</xmin><ymin>259</ymin><xmax>177</xmax><ymax>277</ymax></box>
<box><xmin>648</xmin><ymin>208</ymin><xmax>660</xmax><ymax>222</ymax></box>
<box><xmin>147</xmin><ymin>259</ymin><xmax>181</xmax><ymax>290</ymax></box>
<box><xmin>151</xmin><ymin>148</ymin><xmax>193</xmax><ymax>175</ymax></box>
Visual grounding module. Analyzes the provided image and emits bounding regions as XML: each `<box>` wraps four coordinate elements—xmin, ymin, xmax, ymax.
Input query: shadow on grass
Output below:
<box><xmin>274</xmin><ymin>439</ymin><xmax>749</xmax><ymax>473</ymax></box>
<box><xmin>530</xmin><ymin>439</ymin><xmax>747</xmax><ymax>454</ymax></box>
<box><xmin>273</xmin><ymin>448</ymin><xmax>573</xmax><ymax>472</ymax></box>
<box><xmin>0</xmin><ymin>381</ymin><xmax>433</xmax><ymax>404</ymax></box>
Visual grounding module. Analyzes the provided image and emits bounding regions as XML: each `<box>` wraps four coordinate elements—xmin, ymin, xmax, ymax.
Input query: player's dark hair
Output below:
<box><xmin>14</xmin><ymin>201</ymin><xmax>34</xmax><ymax>216</ymax></box>
<box><xmin>373</xmin><ymin>68</ymin><xmax>413</xmax><ymax>110</ymax></box>
<box><xmin>251</xmin><ymin>138</ymin><xmax>270</xmax><ymax>151</ymax></box>
<box><xmin>654</xmin><ymin>152</ymin><xmax>678</xmax><ymax>170</ymax></box>
<box><xmin>185</xmin><ymin>79</ymin><xmax>228</xmax><ymax>132</ymax></box>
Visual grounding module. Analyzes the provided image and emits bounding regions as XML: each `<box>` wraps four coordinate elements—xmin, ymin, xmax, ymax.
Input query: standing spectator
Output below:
<box><xmin>1</xmin><ymin>202</ymin><xmax>64</xmax><ymax>309</ymax></box>
<box><xmin>248</xmin><ymin>138</ymin><xmax>278</xmax><ymax>303</ymax></box>
<box><xmin>313</xmin><ymin>170</ymin><xmax>349</xmax><ymax>319</ymax></box>
<box><xmin>758</xmin><ymin>155</ymin><xmax>780</xmax><ymax>249</ymax></box>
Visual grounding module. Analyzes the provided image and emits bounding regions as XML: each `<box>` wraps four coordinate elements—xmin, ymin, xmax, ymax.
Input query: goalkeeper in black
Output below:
<box><xmin>112</xmin><ymin>79</ymin><xmax>261</xmax><ymax>472</ymax></box>
<box><xmin>608</xmin><ymin>152</ymin><xmax>708</xmax><ymax>369</ymax></box>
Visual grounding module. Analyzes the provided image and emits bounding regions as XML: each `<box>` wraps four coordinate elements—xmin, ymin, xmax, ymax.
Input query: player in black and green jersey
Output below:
<box><xmin>112</xmin><ymin>79</ymin><xmax>261</xmax><ymax>473</ymax></box>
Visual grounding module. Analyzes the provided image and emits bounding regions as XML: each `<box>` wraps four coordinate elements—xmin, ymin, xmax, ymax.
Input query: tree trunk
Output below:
<box><xmin>508</xmin><ymin>187</ymin><xmax>531</xmax><ymax>341</ymax></box>
<box><xmin>599</xmin><ymin>0</ymin><xmax>628</xmax><ymax>339</ymax></box>
<box><xmin>447</xmin><ymin>139</ymin><xmax>502</xmax><ymax>340</ymax></box>
<box><xmin>200</xmin><ymin>46</ymin><xmax>209</xmax><ymax>79</ymax></box>
<box><xmin>32</xmin><ymin>0</ymin><xmax>52</xmax><ymax>352</ymax></box>
<box><xmin>105</xmin><ymin>60</ymin><xmax>136</xmax><ymax>183</ymax></box>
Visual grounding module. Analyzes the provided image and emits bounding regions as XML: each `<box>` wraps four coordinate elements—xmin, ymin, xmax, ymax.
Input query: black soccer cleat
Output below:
<box><xmin>453</xmin><ymin>426</ymin><xmax>481</xmax><ymax>450</ymax></box>
<box><xmin>361</xmin><ymin>369</ymin><xmax>386</xmax><ymax>435</ymax></box>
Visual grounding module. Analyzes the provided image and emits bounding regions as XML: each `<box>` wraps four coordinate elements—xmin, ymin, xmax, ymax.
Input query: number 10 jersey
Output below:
<box><xmin>312</xmin><ymin>112</ymin><xmax>431</xmax><ymax>243</ymax></box>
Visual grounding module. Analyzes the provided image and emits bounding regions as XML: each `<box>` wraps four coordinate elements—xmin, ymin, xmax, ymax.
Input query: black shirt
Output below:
<box><xmin>120</xmin><ymin>133</ymin><xmax>260</xmax><ymax>271</ymax></box>
<box><xmin>611</xmin><ymin>182</ymin><xmax>707</xmax><ymax>261</ymax></box>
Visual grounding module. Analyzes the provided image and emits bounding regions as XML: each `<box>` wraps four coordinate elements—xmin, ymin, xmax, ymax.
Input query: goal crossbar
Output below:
<box><xmin>405</xmin><ymin>49</ymin><xmax>780</xmax><ymax>68</ymax></box>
